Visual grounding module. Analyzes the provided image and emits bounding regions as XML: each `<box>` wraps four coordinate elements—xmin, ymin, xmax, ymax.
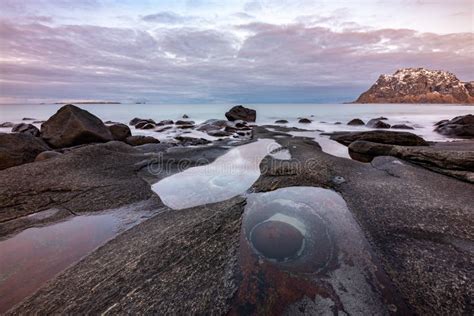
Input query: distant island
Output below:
<box><xmin>354</xmin><ymin>68</ymin><xmax>474</xmax><ymax>104</ymax></box>
<box><xmin>54</xmin><ymin>101</ymin><xmax>121</xmax><ymax>104</ymax></box>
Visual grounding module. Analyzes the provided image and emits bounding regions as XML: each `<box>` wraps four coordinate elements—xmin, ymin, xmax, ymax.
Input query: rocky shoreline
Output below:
<box><xmin>0</xmin><ymin>105</ymin><xmax>473</xmax><ymax>314</ymax></box>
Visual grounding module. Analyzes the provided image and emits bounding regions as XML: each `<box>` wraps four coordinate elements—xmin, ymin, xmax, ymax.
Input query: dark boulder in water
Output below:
<box><xmin>12</xmin><ymin>123</ymin><xmax>40</xmax><ymax>137</ymax></box>
<box><xmin>130</xmin><ymin>117</ymin><xmax>156</xmax><ymax>126</ymax></box>
<box><xmin>157</xmin><ymin>120</ymin><xmax>174</xmax><ymax>126</ymax></box>
<box><xmin>298</xmin><ymin>118</ymin><xmax>312</xmax><ymax>124</ymax></box>
<box><xmin>0</xmin><ymin>133</ymin><xmax>50</xmax><ymax>170</ymax></box>
<box><xmin>275</xmin><ymin>120</ymin><xmax>289</xmax><ymax>124</ymax></box>
<box><xmin>225</xmin><ymin>105</ymin><xmax>256</xmax><ymax>122</ymax></box>
<box><xmin>40</xmin><ymin>104</ymin><xmax>113</xmax><ymax>148</ymax></box>
<box><xmin>0</xmin><ymin>122</ymin><xmax>15</xmax><ymax>128</ymax></box>
<box><xmin>434</xmin><ymin>114</ymin><xmax>474</xmax><ymax>138</ymax></box>
<box><xmin>108</xmin><ymin>124</ymin><xmax>131</xmax><ymax>141</ymax></box>
<box><xmin>391</xmin><ymin>124</ymin><xmax>414</xmax><ymax>130</ymax></box>
<box><xmin>367</xmin><ymin>118</ymin><xmax>391</xmax><ymax>128</ymax></box>
<box><xmin>347</xmin><ymin>118</ymin><xmax>365</xmax><ymax>126</ymax></box>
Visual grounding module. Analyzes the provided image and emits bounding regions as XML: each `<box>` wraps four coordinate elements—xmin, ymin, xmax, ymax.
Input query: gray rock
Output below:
<box><xmin>347</xmin><ymin>118</ymin><xmax>365</xmax><ymax>126</ymax></box>
<box><xmin>367</xmin><ymin>118</ymin><xmax>391</xmax><ymax>128</ymax></box>
<box><xmin>135</xmin><ymin>121</ymin><xmax>156</xmax><ymax>129</ymax></box>
<box><xmin>0</xmin><ymin>122</ymin><xmax>14</xmax><ymax>128</ymax></box>
<box><xmin>35</xmin><ymin>151</ymin><xmax>63</xmax><ymax>162</ymax></box>
<box><xmin>175</xmin><ymin>136</ymin><xmax>211</xmax><ymax>146</ymax></box>
<box><xmin>108</xmin><ymin>124</ymin><xmax>131</xmax><ymax>141</ymax></box>
<box><xmin>156</xmin><ymin>120</ymin><xmax>174</xmax><ymax>126</ymax></box>
<box><xmin>391</xmin><ymin>124</ymin><xmax>414</xmax><ymax>130</ymax></box>
<box><xmin>125</xmin><ymin>135</ymin><xmax>160</xmax><ymax>146</ymax></box>
<box><xmin>225</xmin><ymin>105</ymin><xmax>256</xmax><ymax>122</ymax></box>
<box><xmin>40</xmin><ymin>104</ymin><xmax>113</xmax><ymax>148</ymax></box>
<box><xmin>328</xmin><ymin>130</ymin><xmax>428</xmax><ymax>146</ymax></box>
<box><xmin>12</xmin><ymin>123</ymin><xmax>40</xmax><ymax>137</ymax></box>
<box><xmin>130</xmin><ymin>118</ymin><xmax>155</xmax><ymax>126</ymax></box>
<box><xmin>434</xmin><ymin>114</ymin><xmax>474</xmax><ymax>138</ymax></box>
<box><xmin>0</xmin><ymin>133</ymin><xmax>50</xmax><ymax>170</ymax></box>
<box><xmin>207</xmin><ymin>130</ymin><xmax>233</xmax><ymax>137</ymax></box>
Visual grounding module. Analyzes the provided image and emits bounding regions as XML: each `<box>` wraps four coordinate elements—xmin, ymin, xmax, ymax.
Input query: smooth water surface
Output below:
<box><xmin>152</xmin><ymin>139</ymin><xmax>278</xmax><ymax>210</ymax></box>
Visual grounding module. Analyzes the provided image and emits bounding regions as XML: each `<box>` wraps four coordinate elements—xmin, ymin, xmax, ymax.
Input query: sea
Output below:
<box><xmin>1</xmin><ymin>103</ymin><xmax>473</xmax><ymax>142</ymax></box>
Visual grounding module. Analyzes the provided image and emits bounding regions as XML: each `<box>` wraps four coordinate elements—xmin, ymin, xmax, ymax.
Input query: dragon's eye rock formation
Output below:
<box><xmin>355</xmin><ymin>68</ymin><xmax>474</xmax><ymax>104</ymax></box>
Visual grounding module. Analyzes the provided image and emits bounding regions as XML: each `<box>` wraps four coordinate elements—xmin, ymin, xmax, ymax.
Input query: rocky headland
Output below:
<box><xmin>0</xmin><ymin>104</ymin><xmax>473</xmax><ymax>315</ymax></box>
<box><xmin>354</xmin><ymin>68</ymin><xmax>474</xmax><ymax>104</ymax></box>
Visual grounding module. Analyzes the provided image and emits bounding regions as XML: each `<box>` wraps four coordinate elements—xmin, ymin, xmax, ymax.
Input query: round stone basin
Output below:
<box><xmin>250</xmin><ymin>220</ymin><xmax>304</xmax><ymax>262</ymax></box>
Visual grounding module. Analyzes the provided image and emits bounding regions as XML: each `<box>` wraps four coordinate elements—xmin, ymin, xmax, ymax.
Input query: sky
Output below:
<box><xmin>0</xmin><ymin>0</ymin><xmax>473</xmax><ymax>104</ymax></box>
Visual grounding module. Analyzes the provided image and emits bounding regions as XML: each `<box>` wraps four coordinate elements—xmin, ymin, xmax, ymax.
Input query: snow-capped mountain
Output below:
<box><xmin>355</xmin><ymin>68</ymin><xmax>474</xmax><ymax>104</ymax></box>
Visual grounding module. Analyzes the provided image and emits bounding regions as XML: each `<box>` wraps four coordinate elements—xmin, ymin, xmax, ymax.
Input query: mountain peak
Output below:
<box><xmin>355</xmin><ymin>68</ymin><xmax>474</xmax><ymax>104</ymax></box>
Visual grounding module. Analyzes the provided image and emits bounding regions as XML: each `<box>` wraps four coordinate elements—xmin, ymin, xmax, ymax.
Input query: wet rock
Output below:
<box><xmin>125</xmin><ymin>135</ymin><xmax>160</xmax><ymax>146</ymax></box>
<box><xmin>156</xmin><ymin>126</ymin><xmax>173</xmax><ymax>132</ymax></box>
<box><xmin>40</xmin><ymin>104</ymin><xmax>113</xmax><ymax>148</ymax></box>
<box><xmin>367</xmin><ymin>118</ymin><xmax>391</xmax><ymax>128</ymax></box>
<box><xmin>434</xmin><ymin>114</ymin><xmax>474</xmax><ymax>138</ymax></box>
<box><xmin>135</xmin><ymin>121</ymin><xmax>156</xmax><ymax>129</ymax></box>
<box><xmin>275</xmin><ymin>120</ymin><xmax>289</xmax><ymax>124</ymax></box>
<box><xmin>207</xmin><ymin>130</ymin><xmax>233</xmax><ymax>137</ymax></box>
<box><xmin>434</xmin><ymin>119</ymin><xmax>449</xmax><ymax>126</ymax></box>
<box><xmin>197</xmin><ymin>120</ymin><xmax>228</xmax><ymax>132</ymax></box>
<box><xmin>347</xmin><ymin>118</ymin><xmax>365</xmax><ymax>126</ymax></box>
<box><xmin>12</xmin><ymin>123</ymin><xmax>40</xmax><ymax>137</ymax></box>
<box><xmin>35</xmin><ymin>151</ymin><xmax>63</xmax><ymax>162</ymax></box>
<box><xmin>234</xmin><ymin>121</ymin><xmax>247</xmax><ymax>128</ymax></box>
<box><xmin>108</xmin><ymin>124</ymin><xmax>131</xmax><ymax>141</ymax></box>
<box><xmin>298</xmin><ymin>118</ymin><xmax>312</xmax><ymax>124</ymax></box>
<box><xmin>225</xmin><ymin>105</ymin><xmax>256</xmax><ymax>122</ymax></box>
<box><xmin>175</xmin><ymin>136</ymin><xmax>211</xmax><ymax>146</ymax></box>
<box><xmin>334</xmin><ymin>122</ymin><xmax>342</xmax><ymax>125</ymax></box>
<box><xmin>156</xmin><ymin>120</ymin><xmax>174</xmax><ymax>126</ymax></box>
<box><xmin>0</xmin><ymin>122</ymin><xmax>14</xmax><ymax>128</ymax></box>
<box><xmin>129</xmin><ymin>118</ymin><xmax>155</xmax><ymax>126</ymax></box>
<box><xmin>182</xmin><ymin>114</ymin><xmax>189</xmax><ymax>119</ymax></box>
<box><xmin>33</xmin><ymin>120</ymin><xmax>45</xmax><ymax>124</ymax></box>
<box><xmin>391</xmin><ymin>124</ymin><xmax>414</xmax><ymax>130</ymax></box>
<box><xmin>175</xmin><ymin>120</ymin><xmax>195</xmax><ymax>125</ymax></box>
<box><xmin>328</xmin><ymin>130</ymin><xmax>428</xmax><ymax>146</ymax></box>
<box><xmin>348</xmin><ymin>140</ymin><xmax>474</xmax><ymax>182</ymax></box>
<box><xmin>0</xmin><ymin>133</ymin><xmax>50</xmax><ymax>170</ymax></box>
<box><xmin>22</xmin><ymin>117</ymin><xmax>36</xmax><ymax>121</ymax></box>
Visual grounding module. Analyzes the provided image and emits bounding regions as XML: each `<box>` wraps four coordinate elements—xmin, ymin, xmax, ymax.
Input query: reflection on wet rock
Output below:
<box><xmin>232</xmin><ymin>187</ymin><xmax>410</xmax><ymax>315</ymax></box>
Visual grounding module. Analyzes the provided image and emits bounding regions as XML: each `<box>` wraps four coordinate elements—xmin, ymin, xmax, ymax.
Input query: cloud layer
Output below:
<box><xmin>0</xmin><ymin>1</ymin><xmax>473</xmax><ymax>103</ymax></box>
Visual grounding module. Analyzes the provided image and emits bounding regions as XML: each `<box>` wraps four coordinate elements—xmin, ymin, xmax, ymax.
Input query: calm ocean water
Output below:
<box><xmin>1</xmin><ymin>103</ymin><xmax>473</xmax><ymax>141</ymax></box>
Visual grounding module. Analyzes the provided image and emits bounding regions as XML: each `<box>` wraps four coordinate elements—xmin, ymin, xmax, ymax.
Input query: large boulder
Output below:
<box><xmin>12</xmin><ymin>123</ymin><xmax>40</xmax><ymax>137</ymax></box>
<box><xmin>328</xmin><ymin>130</ymin><xmax>428</xmax><ymax>147</ymax></box>
<box><xmin>35</xmin><ymin>151</ymin><xmax>63</xmax><ymax>162</ymax></box>
<box><xmin>108</xmin><ymin>124</ymin><xmax>131</xmax><ymax>141</ymax></box>
<box><xmin>40</xmin><ymin>104</ymin><xmax>113</xmax><ymax>148</ymax></box>
<box><xmin>434</xmin><ymin>114</ymin><xmax>474</xmax><ymax>138</ymax></box>
<box><xmin>225</xmin><ymin>105</ymin><xmax>256</xmax><ymax>122</ymax></box>
<box><xmin>0</xmin><ymin>133</ymin><xmax>50</xmax><ymax>170</ymax></box>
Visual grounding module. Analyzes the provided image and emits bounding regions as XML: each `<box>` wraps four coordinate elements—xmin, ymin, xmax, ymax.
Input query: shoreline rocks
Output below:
<box><xmin>108</xmin><ymin>124</ymin><xmax>131</xmax><ymax>141</ymax></box>
<box><xmin>11</xmin><ymin>123</ymin><xmax>40</xmax><ymax>137</ymax></box>
<box><xmin>347</xmin><ymin>118</ymin><xmax>365</xmax><ymax>126</ymax></box>
<box><xmin>327</xmin><ymin>130</ymin><xmax>428</xmax><ymax>146</ymax></box>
